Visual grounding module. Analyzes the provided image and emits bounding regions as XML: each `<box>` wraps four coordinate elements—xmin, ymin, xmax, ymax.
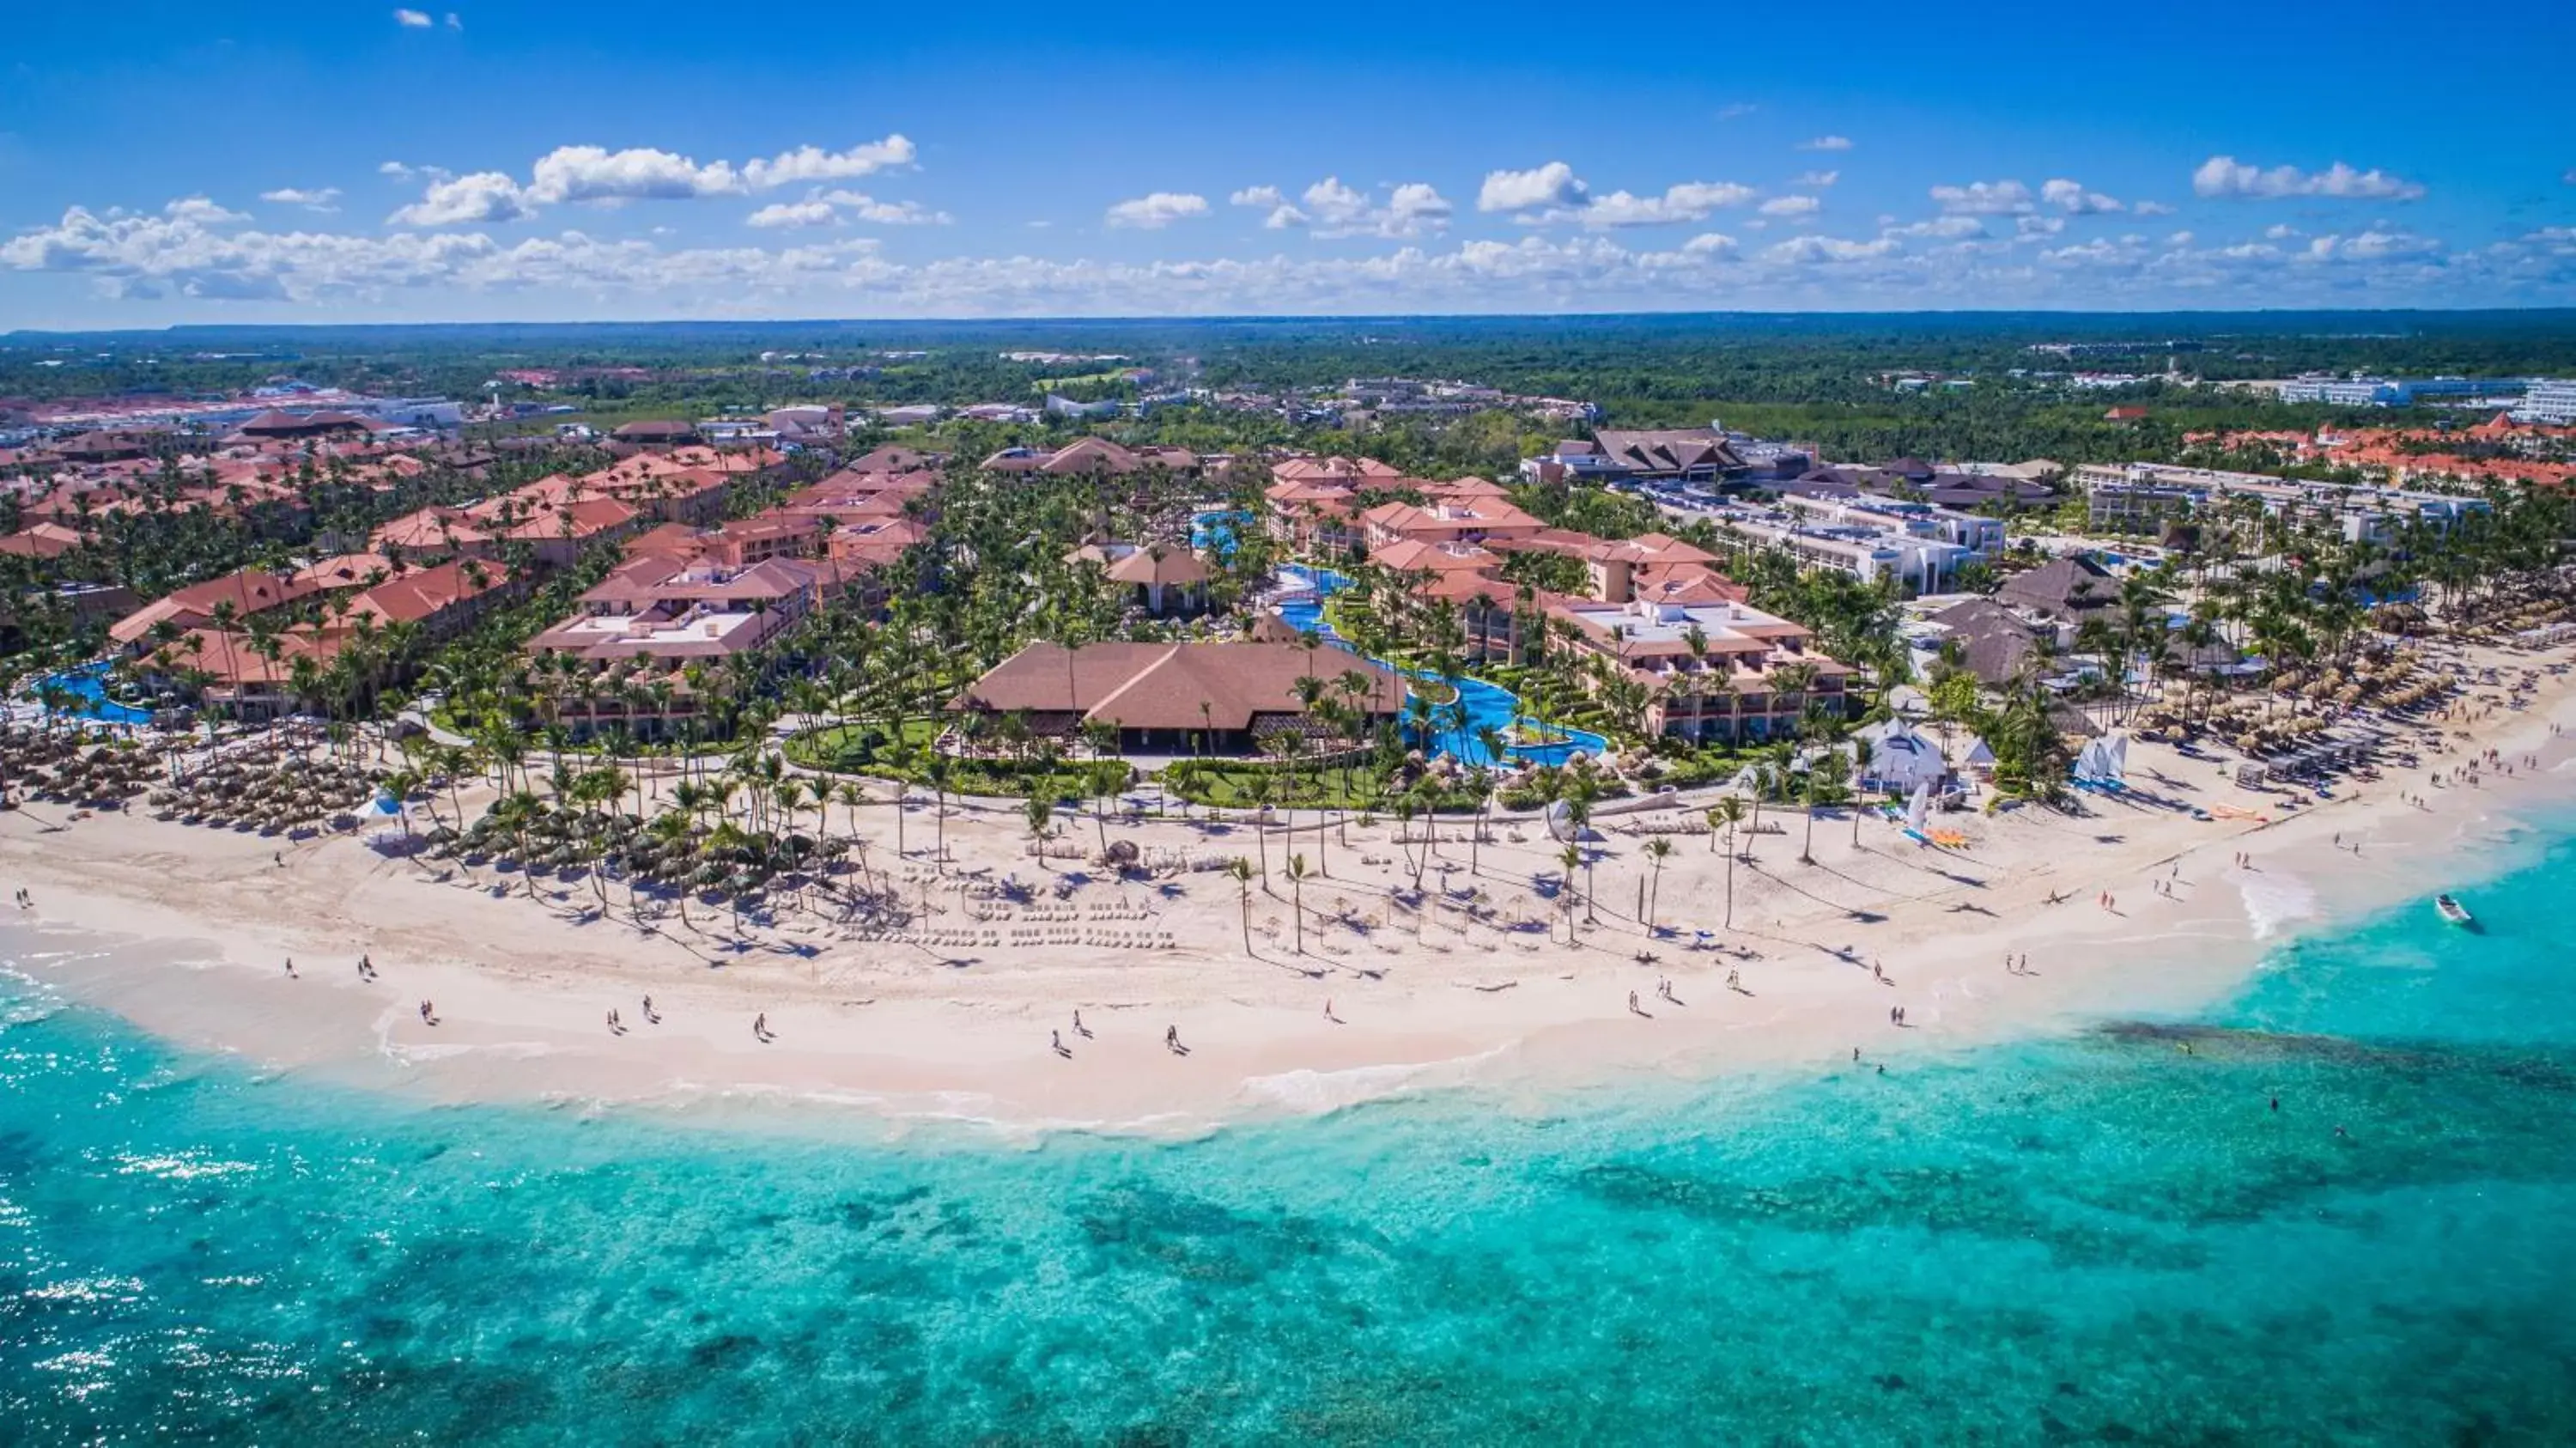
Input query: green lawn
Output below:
<box><xmin>1162</xmin><ymin>758</ymin><xmax>1485</xmax><ymax>813</ymax></box>
<box><xmin>785</xmin><ymin>718</ymin><xmax>1128</xmax><ymax>802</ymax></box>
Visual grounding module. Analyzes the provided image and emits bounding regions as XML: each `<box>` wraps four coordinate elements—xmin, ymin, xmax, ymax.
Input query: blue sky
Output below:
<box><xmin>2</xmin><ymin>0</ymin><xmax>2570</xmax><ymax>326</ymax></box>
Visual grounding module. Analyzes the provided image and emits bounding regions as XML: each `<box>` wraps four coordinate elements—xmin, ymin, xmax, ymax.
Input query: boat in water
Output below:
<box><xmin>2434</xmin><ymin>894</ymin><xmax>2476</xmax><ymax>928</ymax></box>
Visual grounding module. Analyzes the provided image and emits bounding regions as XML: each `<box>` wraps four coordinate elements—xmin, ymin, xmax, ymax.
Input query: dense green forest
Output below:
<box><xmin>7</xmin><ymin>311</ymin><xmax>2570</xmax><ymax>471</ymax></box>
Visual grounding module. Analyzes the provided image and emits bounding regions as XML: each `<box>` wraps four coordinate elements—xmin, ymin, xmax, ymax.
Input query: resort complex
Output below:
<box><xmin>3</xmin><ymin>330</ymin><xmax>2574</xmax><ymax>1148</ymax></box>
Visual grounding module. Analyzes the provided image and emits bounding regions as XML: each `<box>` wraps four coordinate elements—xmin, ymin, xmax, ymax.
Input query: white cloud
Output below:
<box><xmin>1759</xmin><ymin>195</ymin><xmax>1821</xmax><ymax>218</ymax></box>
<box><xmin>377</xmin><ymin>161</ymin><xmax>447</xmax><ymax>183</ymax></box>
<box><xmin>1237</xmin><ymin>177</ymin><xmax>1450</xmax><ymax>237</ymax></box>
<box><xmin>1716</xmin><ymin>103</ymin><xmax>1758</xmax><ymax>121</ymax></box>
<box><xmin>1886</xmin><ymin>216</ymin><xmax>1985</xmax><ymax>240</ymax></box>
<box><xmin>817</xmin><ymin>190</ymin><xmax>951</xmax><ymax>225</ymax></box>
<box><xmin>2015</xmin><ymin>215</ymin><xmax>2067</xmax><ymax>239</ymax></box>
<box><xmin>1794</xmin><ymin>170</ymin><xmax>1840</xmax><ymax>189</ymax></box>
<box><xmin>1479</xmin><ymin>161</ymin><xmax>1588</xmax><ymax>213</ymax></box>
<box><xmin>164</xmin><ymin>197</ymin><xmax>248</xmax><ymax>225</ymax></box>
<box><xmin>386</xmin><ymin>136</ymin><xmax>918</xmax><ymax>222</ymax></box>
<box><xmin>1103</xmin><ymin>192</ymin><xmax>1209</xmax><ymax>229</ymax></box>
<box><xmin>2192</xmin><ymin>155</ymin><xmax>2425</xmax><ymax>201</ymax></box>
<box><xmin>1761</xmin><ymin>234</ymin><xmax>1896</xmax><ymax>263</ymax></box>
<box><xmin>258</xmin><ymin>187</ymin><xmax>343</xmax><ymax>212</ymax></box>
<box><xmin>738</xmin><ymin>137</ymin><xmax>918</xmax><ymax>190</ymax></box>
<box><xmin>1930</xmin><ymin>180</ymin><xmax>2034</xmax><ymax>215</ymax></box>
<box><xmin>1384</xmin><ymin>183</ymin><xmax>1454</xmax><ymax>234</ymax></box>
<box><xmin>1301</xmin><ymin>176</ymin><xmax>1370</xmax><ymax>226</ymax></box>
<box><xmin>388</xmin><ymin>172</ymin><xmax>532</xmax><ymax>226</ymax></box>
<box><xmin>525</xmin><ymin>146</ymin><xmax>737</xmax><ymax>204</ymax></box>
<box><xmin>2304</xmin><ymin>230</ymin><xmax>2442</xmax><ymax>262</ymax></box>
<box><xmin>1797</xmin><ymin>136</ymin><xmax>1854</xmax><ymax>152</ymax></box>
<box><xmin>3</xmin><ymin>188</ymin><xmax>2555</xmax><ymax>317</ymax></box>
<box><xmin>1501</xmin><ymin>178</ymin><xmax>1756</xmax><ymax>229</ymax></box>
<box><xmin>444</xmin><ymin>10</ymin><xmax>461</xmax><ymax>27</ymax></box>
<box><xmin>393</xmin><ymin>9</ymin><xmax>432</xmax><ymax>26</ymax></box>
<box><xmin>2040</xmin><ymin>179</ymin><xmax>2123</xmax><ymax>214</ymax></box>
<box><xmin>2263</xmin><ymin>223</ymin><xmax>2303</xmax><ymax>240</ymax></box>
<box><xmin>2131</xmin><ymin>200</ymin><xmax>2174</xmax><ymax>217</ymax></box>
<box><xmin>745</xmin><ymin>201</ymin><xmax>839</xmax><ymax>230</ymax></box>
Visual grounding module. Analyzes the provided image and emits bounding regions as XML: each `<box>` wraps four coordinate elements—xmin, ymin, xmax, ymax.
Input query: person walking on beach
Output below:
<box><xmin>283</xmin><ymin>957</ymin><xmax>296</xmax><ymax>978</ymax></box>
<box><xmin>752</xmin><ymin>1012</ymin><xmax>770</xmax><ymax>1042</ymax></box>
<box><xmin>641</xmin><ymin>995</ymin><xmax>655</xmax><ymax>1025</ymax></box>
<box><xmin>418</xmin><ymin>1000</ymin><xmax>436</xmax><ymax>1025</ymax></box>
<box><xmin>1051</xmin><ymin>1029</ymin><xmax>1066</xmax><ymax>1056</ymax></box>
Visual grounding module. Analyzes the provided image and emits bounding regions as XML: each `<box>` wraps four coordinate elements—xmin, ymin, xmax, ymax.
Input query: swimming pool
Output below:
<box><xmin>1272</xmin><ymin>564</ymin><xmax>1607</xmax><ymax>767</ymax></box>
<box><xmin>39</xmin><ymin>663</ymin><xmax>155</xmax><ymax>726</ymax></box>
<box><xmin>1190</xmin><ymin>509</ymin><xmax>1254</xmax><ymax>562</ymax></box>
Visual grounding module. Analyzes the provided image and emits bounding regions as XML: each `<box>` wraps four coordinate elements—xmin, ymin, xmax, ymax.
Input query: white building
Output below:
<box><xmin>2518</xmin><ymin>379</ymin><xmax>2576</xmax><ymax>427</ymax></box>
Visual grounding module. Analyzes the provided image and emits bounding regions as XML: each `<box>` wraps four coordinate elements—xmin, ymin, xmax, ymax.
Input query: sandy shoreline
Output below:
<box><xmin>7</xmin><ymin>646</ymin><xmax>2574</xmax><ymax>1138</ymax></box>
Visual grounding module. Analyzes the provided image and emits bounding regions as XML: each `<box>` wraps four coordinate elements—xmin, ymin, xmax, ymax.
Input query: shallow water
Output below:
<box><xmin>6</xmin><ymin>826</ymin><xmax>2576</xmax><ymax>1442</ymax></box>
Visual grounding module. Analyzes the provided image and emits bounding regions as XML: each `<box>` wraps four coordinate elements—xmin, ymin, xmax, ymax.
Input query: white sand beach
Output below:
<box><xmin>6</xmin><ymin>647</ymin><xmax>2573</xmax><ymax>1136</ymax></box>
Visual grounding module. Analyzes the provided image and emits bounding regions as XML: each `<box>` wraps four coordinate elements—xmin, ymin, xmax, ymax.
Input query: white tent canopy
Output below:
<box><xmin>1856</xmin><ymin>718</ymin><xmax>1948</xmax><ymax>792</ymax></box>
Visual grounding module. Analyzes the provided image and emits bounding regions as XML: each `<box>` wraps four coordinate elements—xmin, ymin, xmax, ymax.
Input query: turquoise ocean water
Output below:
<box><xmin>7</xmin><ymin>824</ymin><xmax>2576</xmax><ymax>1443</ymax></box>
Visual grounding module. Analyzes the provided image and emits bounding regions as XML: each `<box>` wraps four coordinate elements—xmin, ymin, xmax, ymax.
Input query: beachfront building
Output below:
<box><xmin>1546</xmin><ymin>595</ymin><xmax>1852</xmax><ymax>743</ymax></box>
<box><xmin>953</xmin><ymin>641</ymin><xmax>1406</xmax><ymax>755</ymax></box>
<box><xmin>108</xmin><ymin>569</ymin><xmax>329</xmax><ymax>651</ymax></box>
<box><xmin>135</xmin><ymin>559</ymin><xmax>520</xmax><ymax>719</ymax></box>
<box><xmin>527</xmin><ymin>557</ymin><xmax>836</xmax><ymax>668</ymax></box>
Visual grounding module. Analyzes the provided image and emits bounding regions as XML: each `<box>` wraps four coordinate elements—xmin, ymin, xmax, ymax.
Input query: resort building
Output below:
<box><xmin>1783</xmin><ymin>459</ymin><xmax>2058</xmax><ymax>512</ymax></box>
<box><xmin>1546</xmin><ymin>595</ymin><xmax>1852</xmax><ymax>743</ymax></box>
<box><xmin>1359</xmin><ymin>496</ymin><xmax>1545</xmax><ymax>550</ymax></box>
<box><xmin>0</xmin><ymin>522</ymin><xmax>88</xmax><ymax>559</ymax></box>
<box><xmin>1066</xmin><ymin>542</ymin><xmax>1214</xmax><ymax>618</ymax></box>
<box><xmin>2516</xmin><ymin>379</ymin><xmax>2576</xmax><ymax>427</ymax></box>
<box><xmin>979</xmin><ymin>438</ymin><xmax>1200</xmax><ymax>477</ymax></box>
<box><xmin>136</xmin><ymin>559</ymin><xmax>519</xmax><ymax>719</ymax></box>
<box><xmin>526</xmin><ymin>557</ymin><xmax>840</xmax><ymax>669</ymax></box>
<box><xmin>109</xmin><ymin>569</ymin><xmax>328</xmax><ymax>650</ymax></box>
<box><xmin>953</xmin><ymin>641</ymin><xmax>1406</xmax><ymax>754</ymax></box>
<box><xmin>1577</xmin><ymin>428</ymin><xmax>1747</xmax><ymax>484</ymax></box>
<box><xmin>2075</xmin><ymin>462</ymin><xmax>2493</xmax><ymax>544</ymax></box>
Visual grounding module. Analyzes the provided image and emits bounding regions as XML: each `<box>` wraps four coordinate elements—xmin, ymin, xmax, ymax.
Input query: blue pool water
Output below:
<box><xmin>1189</xmin><ymin>508</ymin><xmax>1253</xmax><ymax>562</ymax></box>
<box><xmin>8</xmin><ymin>816</ymin><xmax>2576</xmax><ymax>1442</ymax></box>
<box><xmin>39</xmin><ymin>663</ymin><xmax>154</xmax><ymax>726</ymax></box>
<box><xmin>1273</xmin><ymin>564</ymin><xmax>1609</xmax><ymax>767</ymax></box>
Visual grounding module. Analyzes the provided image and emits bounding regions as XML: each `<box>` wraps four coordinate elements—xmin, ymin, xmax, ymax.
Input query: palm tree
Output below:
<box><xmin>1643</xmin><ymin>837</ymin><xmax>1674</xmax><ymax>934</ymax></box>
<box><xmin>1247</xmin><ymin>771</ymin><xmax>1275</xmax><ymax>888</ymax></box>
<box><xmin>1557</xmin><ymin>843</ymin><xmax>1583</xmax><ymax>944</ymax></box>
<box><xmin>1706</xmin><ymin>795</ymin><xmax>1747</xmax><ymax>929</ymax></box>
<box><xmin>1285</xmin><ymin>854</ymin><xmax>1309</xmax><ymax>954</ymax></box>
<box><xmin>923</xmin><ymin>752</ymin><xmax>952</xmax><ymax>867</ymax></box>
<box><xmin>1024</xmin><ymin>794</ymin><xmax>1054</xmax><ymax>867</ymax></box>
<box><xmin>1226</xmin><ymin>857</ymin><xmax>1255</xmax><ymax>952</ymax></box>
